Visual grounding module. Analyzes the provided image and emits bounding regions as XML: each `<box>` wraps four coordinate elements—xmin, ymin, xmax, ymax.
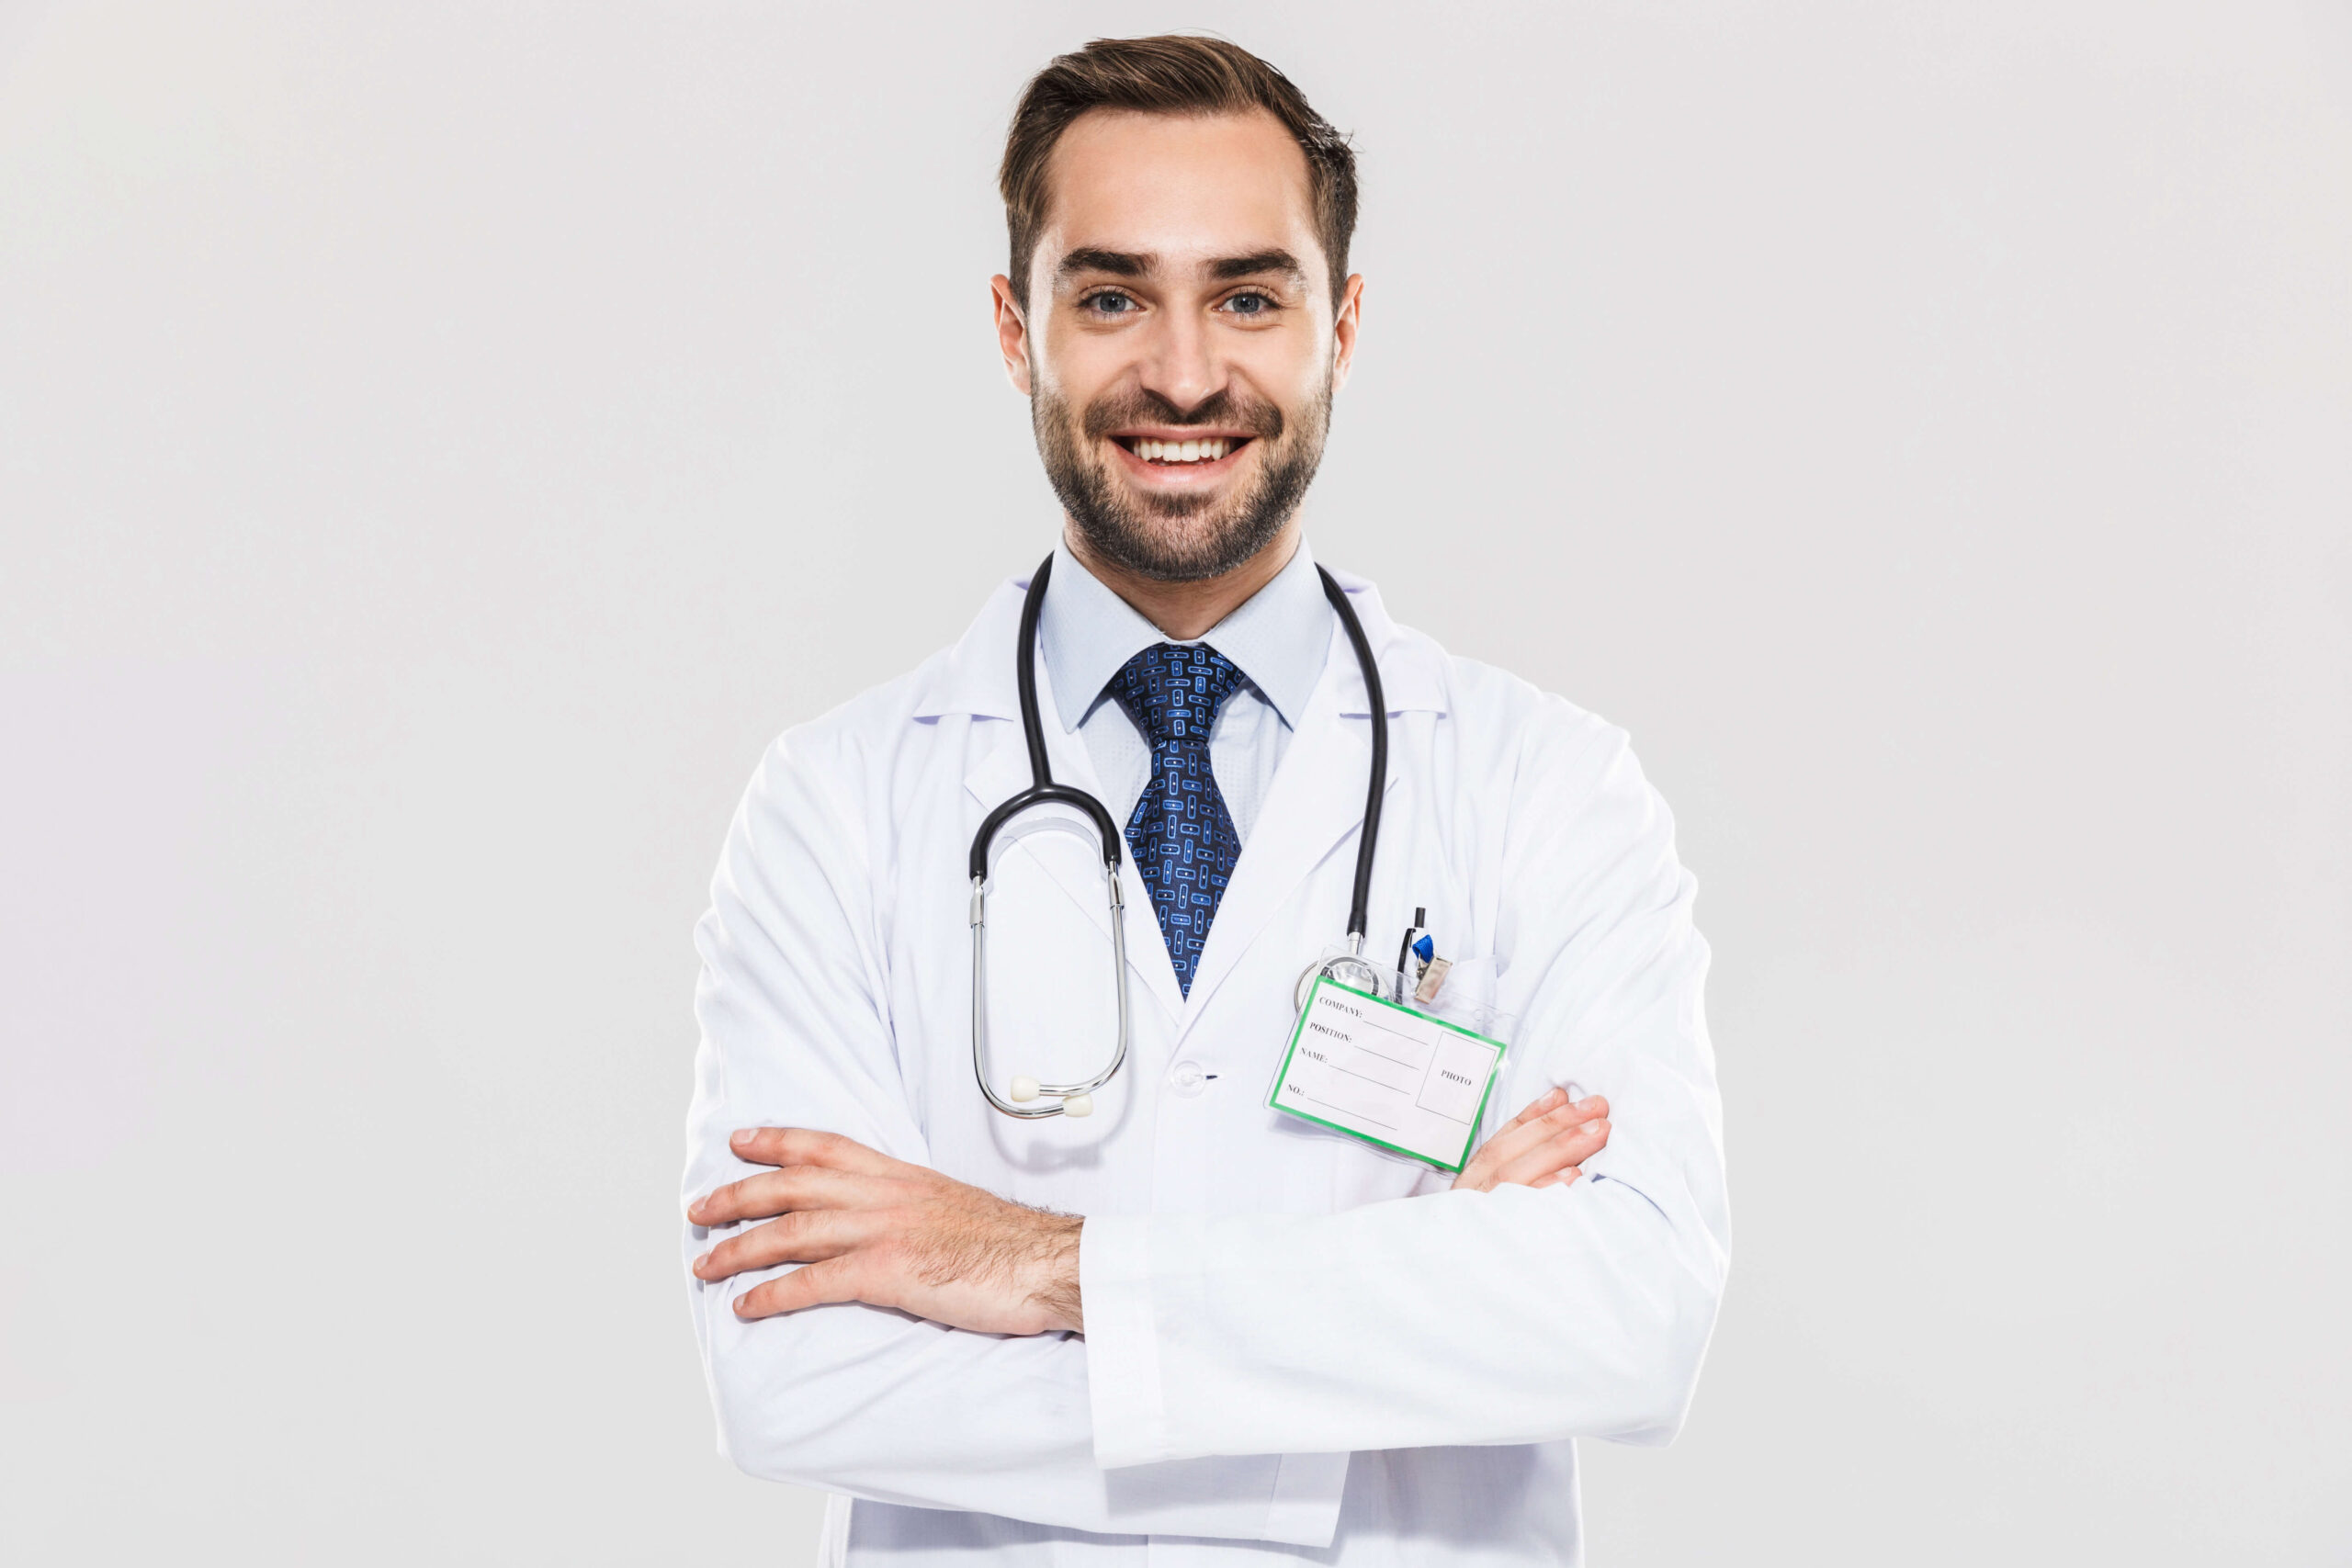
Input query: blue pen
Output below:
<box><xmin>1395</xmin><ymin>908</ymin><xmax>1434</xmax><ymax>1000</ymax></box>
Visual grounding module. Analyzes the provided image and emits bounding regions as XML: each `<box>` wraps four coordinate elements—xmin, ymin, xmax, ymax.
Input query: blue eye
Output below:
<box><xmin>1084</xmin><ymin>292</ymin><xmax>1136</xmax><ymax>315</ymax></box>
<box><xmin>1226</xmin><ymin>292</ymin><xmax>1271</xmax><ymax>315</ymax></box>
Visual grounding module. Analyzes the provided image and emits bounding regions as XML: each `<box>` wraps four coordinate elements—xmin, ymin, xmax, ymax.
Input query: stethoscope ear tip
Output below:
<box><xmin>1004</xmin><ymin>1077</ymin><xmax>1090</xmax><ymax>1116</ymax></box>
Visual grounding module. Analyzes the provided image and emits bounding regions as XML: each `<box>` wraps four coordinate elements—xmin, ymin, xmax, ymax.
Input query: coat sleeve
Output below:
<box><xmin>682</xmin><ymin>730</ymin><xmax>1340</xmax><ymax>1545</ymax></box>
<box><xmin>1080</xmin><ymin>705</ymin><xmax>1732</xmax><ymax>1468</ymax></box>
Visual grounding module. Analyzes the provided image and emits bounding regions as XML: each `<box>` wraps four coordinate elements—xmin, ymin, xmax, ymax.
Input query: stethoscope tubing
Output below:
<box><xmin>1319</xmin><ymin>562</ymin><xmax>1387</xmax><ymax>950</ymax></box>
<box><xmin>968</xmin><ymin>551</ymin><xmax>1388</xmax><ymax>1118</ymax></box>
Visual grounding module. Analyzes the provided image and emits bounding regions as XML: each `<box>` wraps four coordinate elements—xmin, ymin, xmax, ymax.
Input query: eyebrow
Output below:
<box><xmin>1054</xmin><ymin>247</ymin><xmax>1309</xmax><ymax>286</ymax></box>
<box><xmin>1207</xmin><ymin>249</ymin><xmax>1306</xmax><ymax>284</ymax></box>
<box><xmin>1058</xmin><ymin>247</ymin><xmax>1151</xmax><ymax>279</ymax></box>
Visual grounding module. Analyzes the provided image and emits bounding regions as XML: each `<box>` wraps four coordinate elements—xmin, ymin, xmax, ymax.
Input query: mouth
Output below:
<box><xmin>1106</xmin><ymin>432</ymin><xmax>1257</xmax><ymax>478</ymax></box>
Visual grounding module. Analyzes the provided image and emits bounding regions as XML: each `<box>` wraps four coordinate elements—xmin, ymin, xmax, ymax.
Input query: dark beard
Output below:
<box><xmin>1032</xmin><ymin>382</ymin><xmax>1331</xmax><ymax>583</ymax></box>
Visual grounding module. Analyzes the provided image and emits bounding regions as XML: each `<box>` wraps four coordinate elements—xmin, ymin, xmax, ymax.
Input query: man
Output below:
<box><xmin>683</xmin><ymin>34</ymin><xmax>1728</xmax><ymax>1565</ymax></box>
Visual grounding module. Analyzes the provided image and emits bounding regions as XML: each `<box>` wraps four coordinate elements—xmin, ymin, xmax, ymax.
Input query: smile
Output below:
<box><xmin>1112</xmin><ymin>434</ymin><xmax>1253</xmax><ymax>467</ymax></box>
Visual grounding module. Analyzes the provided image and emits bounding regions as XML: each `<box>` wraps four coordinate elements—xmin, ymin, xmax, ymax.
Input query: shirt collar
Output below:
<box><xmin>1039</xmin><ymin>536</ymin><xmax>1334</xmax><ymax>734</ymax></box>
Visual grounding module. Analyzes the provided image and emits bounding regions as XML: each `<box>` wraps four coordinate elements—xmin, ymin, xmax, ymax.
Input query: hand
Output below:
<box><xmin>1452</xmin><ymin>1086</ymin><xmax>1611</xmax><ymax>1192</ymax></box>
<box><xmin>687</xmin><ymin>1128</ymin><xmax>1083</xmax><ymax>1334</ymax></box>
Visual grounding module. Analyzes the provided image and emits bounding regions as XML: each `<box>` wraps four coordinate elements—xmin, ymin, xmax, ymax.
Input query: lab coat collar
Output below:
<box><xmin>1037</xmin><ymin>538</ymin><xmax>1333</xmax><ymax>735</ymax></box>
<box><xmin>912</xmin><ymin>555</ymin><xmax>1448</xmax><ymax>724</ymax></box>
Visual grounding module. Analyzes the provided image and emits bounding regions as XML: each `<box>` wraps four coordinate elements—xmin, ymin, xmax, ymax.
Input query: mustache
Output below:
<box><xmin>1080</xmin><ymin>388</ymin><xmax>1285</xmax><ymax>443</ymax></box>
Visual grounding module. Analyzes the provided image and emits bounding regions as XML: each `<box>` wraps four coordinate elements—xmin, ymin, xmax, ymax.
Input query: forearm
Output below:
<box><xmin>685</xmin><ymin>1232</ymin><xmax>1345</xmax><ymax>1542</ymax></box>
<box><xmin>1081</xmin><ymin>1117</ymin><xmax>1727</xmax><ymax>1468</ymax></box>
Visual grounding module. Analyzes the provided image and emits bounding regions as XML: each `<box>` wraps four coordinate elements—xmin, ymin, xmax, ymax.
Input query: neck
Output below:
<box><xmin>1066</xmin><ymin>522</ymin><xmax>1302</xmax><ymax>641</ymax></box>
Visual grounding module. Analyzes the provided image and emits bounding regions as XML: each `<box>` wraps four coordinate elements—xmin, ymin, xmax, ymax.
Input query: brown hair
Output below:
<box><xmin>999</xmin><ymin>36</ymin><xmax>1358</xmax><ymax>310</ymax></box>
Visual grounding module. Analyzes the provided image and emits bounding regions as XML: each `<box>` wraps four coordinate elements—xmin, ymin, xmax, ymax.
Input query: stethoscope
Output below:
<box><xmin>969</xmin><ymin>552</ymin><xmax>1390</xmax><ymax>1119</ymax></box>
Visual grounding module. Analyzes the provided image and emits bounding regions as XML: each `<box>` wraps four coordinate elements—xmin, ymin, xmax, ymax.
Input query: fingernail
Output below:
<box><xmin>1577</xmin><ymin>1097</ymin><xmax>1600</xmax><ymax>1111</ymax></box>
<box><xmin>693</xmin><ymin>1252</ymin><xmax>711</xmax><ymax>1274</ymax></box>
<box><xmin>731</xmin><ymin>1128</ymin><xmax>755</xmax><ymax>1146</ymax></box>
<box><xmin>732</xmin><ymin>1296</ymin><xmax>751</xmax><ymax>1314</ymax></box>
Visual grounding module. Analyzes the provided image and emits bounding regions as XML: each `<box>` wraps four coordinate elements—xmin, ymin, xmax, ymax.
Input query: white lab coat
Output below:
<box><xmin>683</xmin><ymin>563</ymin><xmax>1731</xmax><ymax>1565</ymax></box>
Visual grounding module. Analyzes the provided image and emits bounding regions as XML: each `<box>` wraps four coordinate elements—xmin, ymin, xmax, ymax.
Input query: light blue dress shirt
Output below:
<box><xmin>1037</xmin><ymin>539</ymin><xmax>1335</xmax><ymax>845</ymax></box>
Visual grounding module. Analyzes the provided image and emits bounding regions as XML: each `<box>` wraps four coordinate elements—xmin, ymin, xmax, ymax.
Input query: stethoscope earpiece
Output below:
<box><xmin>1002</xmin><ymin>1074</ymin><xmax>1091</xmax><ymax>1116</ymax></box>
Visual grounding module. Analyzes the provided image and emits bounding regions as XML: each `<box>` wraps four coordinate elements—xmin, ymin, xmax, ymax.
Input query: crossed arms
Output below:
<box><xmin>687</xmin><ymin>1086</ymin><xmax>1611</xmax><ymax>1333</ymax></box>
<box><xmin>681</xmin><ymin>708</ymin><xmax>1728</xmax><ymax>1540</ymax></box>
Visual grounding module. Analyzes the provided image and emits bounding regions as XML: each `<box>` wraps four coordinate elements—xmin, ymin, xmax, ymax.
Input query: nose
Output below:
<box><xmin>1136</xmin><ymin>304</ymin><xmax>1225</xmax><ymax>415</ymax></box>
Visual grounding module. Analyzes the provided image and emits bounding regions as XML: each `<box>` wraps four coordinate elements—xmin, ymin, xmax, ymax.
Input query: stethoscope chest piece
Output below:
<box><xmin>1293</xmin><ymin>945</ymin><xmax>1386</xmax><ymax>1013</ymax></box>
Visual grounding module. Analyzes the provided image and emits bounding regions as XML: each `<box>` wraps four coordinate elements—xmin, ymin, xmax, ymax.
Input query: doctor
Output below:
<box><xmin>683</xmin><ymin>33</ymin><xmax>1729</xmax><ymax>1566</ymax></box>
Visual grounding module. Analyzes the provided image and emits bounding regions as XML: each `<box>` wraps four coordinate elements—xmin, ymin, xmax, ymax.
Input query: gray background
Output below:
<box><xmin>3</xmin><ymin>2</ymin><xmax>2346</xmax><ymax>1562</ymax></box>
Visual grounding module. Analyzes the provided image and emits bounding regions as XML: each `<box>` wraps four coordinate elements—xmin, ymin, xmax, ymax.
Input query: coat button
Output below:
<box><xmin>1170</xmin><ymin>1060</ymin><xmax>1207</xmax><ymax>1097</ymax></box>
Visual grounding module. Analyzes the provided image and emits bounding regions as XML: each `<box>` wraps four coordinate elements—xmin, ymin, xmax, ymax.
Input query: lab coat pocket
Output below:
<box><xmin>1425</xmin><ymin>953</ymin><xmax>1504</xmax><ymax>1017</ymax></box>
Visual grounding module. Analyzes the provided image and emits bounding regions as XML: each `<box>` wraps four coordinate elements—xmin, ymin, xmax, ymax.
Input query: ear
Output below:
<box><xmin>991</xmin><ymin>275</ymin><xmax>1033</xmax><ymax>396</ymax></box>
<box><xmin>1330</xmin><ymin>273</ymin><xmax>1365</xmax><ymax>393</ymax></box>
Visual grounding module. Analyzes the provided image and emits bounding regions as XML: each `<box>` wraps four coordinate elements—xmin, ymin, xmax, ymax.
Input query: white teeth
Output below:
<box><xmin>1132</xmin><ymin>437</ymin><xmax>1232</xmax><ymax>464</ymax></box>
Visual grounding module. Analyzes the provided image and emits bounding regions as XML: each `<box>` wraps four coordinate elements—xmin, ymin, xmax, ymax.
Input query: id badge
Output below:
<box><xmin>1268</xmin><ymin>976</ymin><xmax>1510</xmax><ymax>1173</ymax></box>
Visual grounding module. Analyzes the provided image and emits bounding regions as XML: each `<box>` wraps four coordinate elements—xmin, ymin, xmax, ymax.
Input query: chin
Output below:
<box><xmin>1079</xmin><ymin>502</ymin><xmax>1285</xmax><ymax>583</ymax></box>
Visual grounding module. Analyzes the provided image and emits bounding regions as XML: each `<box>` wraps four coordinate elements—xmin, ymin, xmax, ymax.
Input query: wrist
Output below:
<box><xmin>1027</xmin><ymin>1212</ymin><xmax>1085</xmax><ymax>1332</ymax></box>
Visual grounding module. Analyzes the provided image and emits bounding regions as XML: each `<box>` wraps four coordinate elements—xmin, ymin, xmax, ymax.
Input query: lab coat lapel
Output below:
<box><xmin>1176</xmin><ymin>659</ymin><xmax>1396</xmax><ymax>1034</ymax></box>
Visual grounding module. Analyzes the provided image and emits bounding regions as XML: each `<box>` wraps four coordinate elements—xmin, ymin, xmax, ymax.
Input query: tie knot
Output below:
<box><xmin>1111</xmin><ymin>642</ymin><xmax>1247</xmax><ymax>745</ymax></box>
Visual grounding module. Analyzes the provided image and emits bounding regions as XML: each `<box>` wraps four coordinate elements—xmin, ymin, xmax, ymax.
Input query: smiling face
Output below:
<box><xmin>994</xmin><ymin>108</ymin><xmax>1363</xmax><ymax>582</ymax></box>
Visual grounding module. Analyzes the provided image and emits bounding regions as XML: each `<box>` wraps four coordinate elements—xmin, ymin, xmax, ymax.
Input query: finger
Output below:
<box><xmin>729</xmin><ymin>1126</ymin><xmax>901</xmax><ymax>1178</ymax></box>
<box><xmin>1470</xmin><ymin>1095</ymin><xmax>1607</xmax><ymax>1177</ymax></box>
<box><xmin>690</xmin><ymin>1165</ymin><xmax>874</xmax><ymax>1227</ymax></box>
<box><xmin>1511</xmin><ymin>1089</ymin><xmax>1605</xmax><ymax>1133</ymax></box>
<box><xmin>1453</xmin><ymin>1092</ymin><xmax>1602</xmax><ymax>1191</ymax></box>
<box><xmin>734</xmin><ymin>1258</ymin><xmax>867</xmax><ymax>1319</ymax></box>
<box><xmin>1475</xmin><ymin>1109</ymin><xmax>1603</xmax><ymax>1191</ymax></box>
<box><xmin>694</xmin><ymin>1209</ymin><xmax>872</xmax><ymax>1281</ymax></box>
<box><xmin>1494</xmin><ymin>1118</ymin><xmax>1610</xmax><ymax>1189</ymax></box>
<box><xmin>1510</xmin><ymin>1114</ymin><xmax>1610</xmax><ymax>1180</ymax></box>
<box><xmin>1498</xmin><ymin>1086</ymin><xmax>1569</xmax><ymax>1134</ymax></box>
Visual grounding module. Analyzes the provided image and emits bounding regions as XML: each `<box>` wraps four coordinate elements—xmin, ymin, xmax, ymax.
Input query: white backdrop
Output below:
<box><xmin>3</xmin><ymin>3</ymin><xmax>2346</xmax><ymax>1562</ymax></box>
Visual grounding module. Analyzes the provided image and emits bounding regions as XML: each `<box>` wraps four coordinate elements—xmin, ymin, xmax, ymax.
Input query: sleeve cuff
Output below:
<box><xmin>1080</xmin><ymin>1213</ymin><xmax>1170</xmax><ymax>1469</ymax></box>
<box><xmin>1080</xmin><ymin>1214</ymin><xmax>1350</xmax><ymax>1550</ymax></box>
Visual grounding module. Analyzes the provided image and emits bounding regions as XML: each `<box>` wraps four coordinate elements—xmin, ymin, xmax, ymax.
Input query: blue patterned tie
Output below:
<box><xmin>1110</xmin><ymin>643</ymin><xmax>1247</xmax><ymax>995</ymax></box>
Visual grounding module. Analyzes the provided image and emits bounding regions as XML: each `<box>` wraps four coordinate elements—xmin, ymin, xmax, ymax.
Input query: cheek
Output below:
<box><xmin>1035</xmin><ymin>328</ymin><xmax>1129</xmax><ymax>409</ymax></box>
<box><xmin>1234</xmin><ymin>333</ymin><xmax>1332</xmax><ymax>417</ymax></box>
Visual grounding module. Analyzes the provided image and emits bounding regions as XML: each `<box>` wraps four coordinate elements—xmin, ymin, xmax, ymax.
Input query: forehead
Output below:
<box><xmin>1038</xmin><ymin>108</ymin><xmax>1324</xmax><ymax>285</ymax></box>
